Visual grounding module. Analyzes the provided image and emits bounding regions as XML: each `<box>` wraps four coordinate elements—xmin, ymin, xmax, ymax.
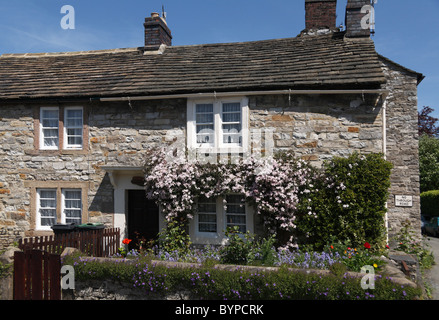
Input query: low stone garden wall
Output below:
<box><xmin>61</xmin><ymin>251</ymin><xmax>420</xmax><ymax>300</ymax></box>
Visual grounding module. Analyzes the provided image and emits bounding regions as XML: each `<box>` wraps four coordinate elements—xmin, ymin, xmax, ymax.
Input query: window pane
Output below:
<box><xmin>41</xmin><ymin>217</ymin><xmax>56</xmax><ymax>226</ymax></box>
<box><xmin>42</xmin><ymin>109</ymin><xmax>59</xmax><ymax>119</ymax></box>
<box><xmin>196</xmin><ymin>113</ymin><xmax>214</xmax><ymax>124</ymax></box>
<box><xmin>222</xmin><ymin>113</ymin><xmax>241</xmax><ymax>123</ymax></box>
<box><xmin>40</xmin><ymin>189</ymin><xmax>56</xmax><ymax>199</ymax></box>
<box><xmin>223</xmin><ymin>134</ymin><xmax>242</xmax><ymax>144</ymax></box>
<box><xmin>40</xmin><ymin>199</ymin><xmax>56</xmax><ymax>208</ymax></box>
<box><xmin>226</xmin><ymin>195</ymin><xmax>245</xmax><ymax>203</ymax></box>
<box><xmin>38</xmin><ymin>189</ymin><xmax>56</xmax><ymax>228</ymax></box>
<box><xmin>44</xmin><ymin>137</ymin><xmax>59</xmax><ymax>147</ymax></box>
<box><xmin>222</xmin><ymin>103</ymin><xmax>240</xmax><ymax>113</ymax></box>
<box><xmin>198</xmin><ymin>203</ymin><xmax>216</xmax><ymax>213</ymax></box>
<box><xmin>42</xmin><ymin>119</ymin><xmax>59</xmax><ymax>128</ymax></box>
<box><xmin>68</xmin><ymin>136</ymin><xmax>83</xmax><ymax>146</ymax></box>
<box><xmin>196</xmin><ymin>124</ymin><xmax>214</xmax><ymax>134</ymax></box>
<box><xmin>63</xmin><ymin>190</ymin><xmax>82</xmax><ymax>224</ymax></box>
<box><xmin>196</xmin><ymin>124</ymin><xmax>214</xmax><ymax>144</ymax></box>
<box><xmin>196</xmin><ymin>104</ymin><xmax>213</xmax><ymax>113</ymax></box>
<box><xmin>66</xmin><ymin>109</ymin><xmax>82</xmax><ymax>118</ymax></box>
<box><xmin>66</xmin><ymin>118</ymin><xmax>83</xmax><ymax>127</ymax></box>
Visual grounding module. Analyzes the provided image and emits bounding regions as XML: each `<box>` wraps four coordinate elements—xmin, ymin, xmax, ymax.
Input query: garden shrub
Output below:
<box><xmin>295</xmin><ymin>153</ymin><xmax>393</xmax><ymax>250</ymax></box>
<box><xmin>219</xmin><ymin>227</ymin><xmax>254</xmax><ymax>265</ymax></box>
<box><xmin>219</xmin><ymin>227</ymin><xmax>277</xmax><ymax>266</ymax></box>
<box><xmin>421</xmin><ymin>190</ymin><xmax>439</xmax><ymax>217</ymax></box>
<box><xmin>156</xmin><ymin>218</ymin><xmax>192</xmax><ymax>260</ymax></box>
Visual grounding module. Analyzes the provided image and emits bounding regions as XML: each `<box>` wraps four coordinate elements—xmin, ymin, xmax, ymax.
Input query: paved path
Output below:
<box><xmin>423</xmin><ymin>236</ymin><xmax>439</xmax><ymax>299</ymax></box>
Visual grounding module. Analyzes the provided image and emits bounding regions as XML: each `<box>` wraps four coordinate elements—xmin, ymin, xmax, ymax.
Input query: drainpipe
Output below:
<box><xmin>381</xmin><ymin>95</ymin><xmax>389</xmax><ymax>244</ymax></box>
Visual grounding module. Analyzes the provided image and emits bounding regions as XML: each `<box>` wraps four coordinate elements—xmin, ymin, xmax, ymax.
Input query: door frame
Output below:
<box><xmin>102</xmin><ymin>166</ymin><xmax>165</xmax><ymax>247</ymax></box>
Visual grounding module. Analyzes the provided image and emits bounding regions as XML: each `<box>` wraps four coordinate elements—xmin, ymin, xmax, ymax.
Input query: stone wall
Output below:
<box><xmin>0</xmin><ymin>86</ymin><xmax>420</xmax><ymax>249</ymax></box>
<box><xmin>380</xmin><ymin>57</ymin><xmax>422</xmax><ymax>240</ymax></box>
<box><xmin>249</xmin><ymin>93</ymin><xmax>383</xmax><ymax>168</ymax></box>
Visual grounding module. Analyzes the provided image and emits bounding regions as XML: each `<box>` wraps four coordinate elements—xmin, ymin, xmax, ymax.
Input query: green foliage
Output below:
<box><xmin>421</xmin><ymin>190</ymin><xmax>439</xmax><ymax>217</ymax></box>
<box><xmin>219</xmin><ymin>227</ymin><xmax>278</xmax><ymax>266</ymax></box>
<box><xmin>219</xmin><ymin>227</ymin><xmax>254</xmax><ymax>265</ymax></box>
<box><xmin>296</xmin><ymin>153</ymin><xmax>392</xmax><ymax>250</ymax></box>
<box><xmin>329</xmin><ymin>262</ymin><xmax>347</xmax><ymax>277</ymax></box>
<box><xmin>248</xmin><ymin>234</ymin><xmax>278</xmax><ymax>266</ymax></box>
<box><xmin>419</xmin><ymin>134</ymin><xmax>439</xmax><ymax>192</ymax></box>
<box><xmin>394</xmin><ymin>220</ymin><xmax>435</xmax><ymax>270</ymax></box>
<box><xmin>156</xmin><ymin>218</ymin><xmax>192</xmax><ymax>260</ymax></box>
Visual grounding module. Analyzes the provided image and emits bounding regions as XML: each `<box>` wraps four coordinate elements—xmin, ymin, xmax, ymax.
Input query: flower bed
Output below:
<box><xmin>63</xmin><ymin>252</ymin><xmax>421</xmax><ymax>300</ymax></box>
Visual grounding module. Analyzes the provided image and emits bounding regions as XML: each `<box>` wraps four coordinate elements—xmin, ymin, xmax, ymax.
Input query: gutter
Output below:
<box><xmin>96</xmin><ymin>89</ymin><xmax>389</xmax><ymax>102</ymax></box>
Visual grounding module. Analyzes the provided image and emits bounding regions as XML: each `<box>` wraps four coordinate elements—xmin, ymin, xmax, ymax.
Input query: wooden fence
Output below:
<box><xmin>14</xmin><ymin>249</ymin><xmax>61</xmax><ymax>300</ymax></box>
<box><xmin>18</xmin><ymin>228</ymin><xmax>120</xmax><ymax>257</ymax></box>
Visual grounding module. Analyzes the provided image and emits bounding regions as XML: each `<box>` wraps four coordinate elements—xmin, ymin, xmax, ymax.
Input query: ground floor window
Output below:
<box><xmin>25</xmin><ymin>180</ymin><xmax>88</xmax><ymax>233</ymax></box>
<box><xmin>190</xmin><ymin>194</ymin><xmax>253</xmax><ymax>244</ymax></box>
<box><xmin>36</xmin><ymin>188</ymin><xmax>82</xmax><ymax>230</ymax></box>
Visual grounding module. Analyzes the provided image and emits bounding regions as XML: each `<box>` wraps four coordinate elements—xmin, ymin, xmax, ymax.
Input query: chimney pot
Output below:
<box><xmin>144</xmin><ymin>11</ymin><xmax>172</xmax><ymax>50</ymax></box>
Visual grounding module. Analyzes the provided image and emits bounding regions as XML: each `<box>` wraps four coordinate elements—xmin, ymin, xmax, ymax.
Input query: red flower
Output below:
<box><xmin>386</xmin><ymin>245</ymin><xmax>390</xmax><ymax>249</ymax></box>
<box><xmin>122</xmin><ymin>238</ymin><xmax>132</xmax><ymax>245</ymax></box>
<box><xmin>364</xmin><ymin>242</ymin><xmax>371</xmax><ymax>249</ymax></box>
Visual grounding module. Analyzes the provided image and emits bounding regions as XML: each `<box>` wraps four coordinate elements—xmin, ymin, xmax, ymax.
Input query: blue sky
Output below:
<box><xmin>0</xmin><ymin>0</ymin><xmax>438</xmax><ymax>118</ymax></box>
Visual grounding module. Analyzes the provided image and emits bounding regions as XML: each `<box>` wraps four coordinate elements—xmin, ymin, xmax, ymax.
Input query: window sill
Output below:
<box><xmin>190</xmin><ymin>146</ymin><xmax>248</xmax><ymax>155</ymax></box>
<box><xmin>25</xmin><ymin>149</ymin><xmax>88</xmax><ymax>156</ymax></box>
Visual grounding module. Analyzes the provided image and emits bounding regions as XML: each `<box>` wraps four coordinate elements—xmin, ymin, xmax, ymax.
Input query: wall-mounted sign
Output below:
<box><xmin>395</xmin><ymin>195</ymin><xmax>413</xmax><ymax>207</ymax></box>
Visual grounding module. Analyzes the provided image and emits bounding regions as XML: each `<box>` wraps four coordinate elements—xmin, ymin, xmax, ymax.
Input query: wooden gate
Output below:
<box><xmin>13</xmin><ymin>249</ymin><xmax>61</xmax><ymax>300</ymax></box>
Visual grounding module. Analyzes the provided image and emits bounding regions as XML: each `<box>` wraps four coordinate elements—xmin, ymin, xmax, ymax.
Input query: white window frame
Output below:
<box><xmin>63</xmin><ymin>106</ymin><xmax>84</xmax><ymax>150</ymax></box>
<box><xmin>36</xmin><ymin>188</ymin><xmax>57</xmax><ymax>231</ymax></box>
<box><xmin>61</xmin><ymin>189</ymin><xmax>82</xmax><ymax>225</ymax></box>
<box><xmin>187</xmin><ymin>97</ymin><xmax>249</xmax><ymax>154</ymax></box>
<box><xmin>40</xmin><ymin>107</ymin><xmax>60</xmax><ymax>150</ymax></box>
<box><xmin>35</xmin><ymin>188</ymin><xmax>83</xmax><ymax>231</ymax></box>
<box><xmin>190</xmin><ymin>195</ymin><xmax>253</xmax><ymax>245</ymax></box>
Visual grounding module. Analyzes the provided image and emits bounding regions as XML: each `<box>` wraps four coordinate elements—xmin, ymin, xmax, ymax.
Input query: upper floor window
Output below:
<box><xmin>187</xmin><ymin>97</ymin><xmax>249</xmax><ymax>154</ymax></box>
<box><xmin>64</xmin><ymin>107</ymin><xmax>83</xmax><ymax>149</ymax></box>
<box><xmin>40</xmin><ymin>107</ymin><xmax>60</xmax><ymax>150</ymax></box>
<box><xmin>39</xmin><ymin>106</ymin><xmax>84</xmax><ymax>151</ymax></box>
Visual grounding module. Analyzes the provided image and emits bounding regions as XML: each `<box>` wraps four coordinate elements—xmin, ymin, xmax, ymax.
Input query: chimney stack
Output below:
<box><xmin>305</xmin><ymin>0</ymin><xmax>337</xmax><ymax>31</ymax></box>
<box><xmin>144</xmin><ymin>12</ymin><xmax>172</xmax><ymax>50</ymax></box>
<box><xmin>345</xmin><ymin>0</ymin><xmax>371</xmax><ymax>38</ymax></box>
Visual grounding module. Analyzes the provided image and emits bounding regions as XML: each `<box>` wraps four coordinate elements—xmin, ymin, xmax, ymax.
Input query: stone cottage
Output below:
<box><xmin>0</xmin><ymin>0</ymin><xmax>423</xmax><ymax>249</ymax></box>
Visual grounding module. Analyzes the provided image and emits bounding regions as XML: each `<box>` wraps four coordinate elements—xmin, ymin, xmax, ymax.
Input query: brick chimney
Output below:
<box><xmin>305</xmin><ymin>0</ymin><xmax>337</xmax><ymax>30</ymax></box>
<box><xmin>345</xmin><ymin>0</ymin><xmax>371</xmax><ymax>38</ymax></box>
<box><xmin>144</xmin><ymin>12</ymin><xmax>172</xmax><ymax>50</ymax></box>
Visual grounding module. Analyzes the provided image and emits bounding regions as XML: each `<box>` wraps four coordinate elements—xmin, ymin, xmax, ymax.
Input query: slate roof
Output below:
<box><xmin>0</xmin><ymin>32</ymin><xmax>392</xmax><ymax>101</ymax></box>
